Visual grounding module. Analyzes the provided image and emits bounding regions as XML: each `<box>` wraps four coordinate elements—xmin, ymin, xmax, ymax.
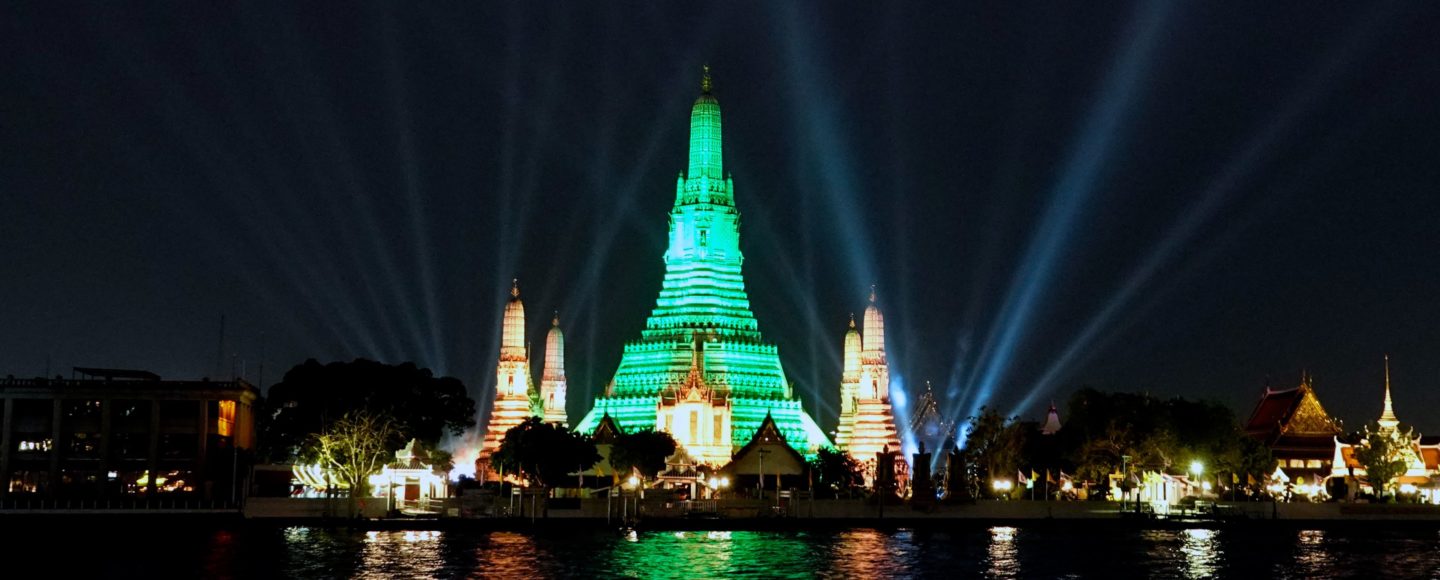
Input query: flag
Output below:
<box><xmin>1247</xmin><ymin>473</ymin><xmax>1257</xmax><ymax>486</ymax></box>
<box><xmin>1017</xmin><ymin>470</ymin><xmax>1028</xmax><ymax>485</ymax></box>
<box><xmin>1046</xmin><ymin>470</ymin><xmax>1057</xmax><ymax>484</ymax></box>
<box><xmin>1232</xmin><ymin>473</ymin><xmax>1239</xmax><ymax>484</ymax></box>
<box><xmin>1031</xmin><ymin>469</ymin><xmax>1039</xmax><ymax>482</ymax></box>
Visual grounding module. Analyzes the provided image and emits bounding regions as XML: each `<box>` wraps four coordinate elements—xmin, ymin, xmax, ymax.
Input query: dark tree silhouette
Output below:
<box><xmin>492</xmin><ymin>417</ymin><xmax>601</xmax><ymax>489</ymax></box>
<box><xmin>810</xmin><ymin>447</ymin><xmax>865</xmax><ymax>498</ymax></box>
<box><xmin>260</xmin><ymin>358</ymin><xmax>475</xmax><ymax>461</ymax></box>
<box><xmin>609</xmin><ymin>429</ymin><xmax>678</xmax><ymax>480</ymax></box>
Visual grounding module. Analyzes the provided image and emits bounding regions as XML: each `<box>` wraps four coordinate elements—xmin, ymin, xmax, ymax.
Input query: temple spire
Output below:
<box><xmin>685</xmin><ymin>65</ymin><xmax>725</xmax><ymax>186</ymax></box>
<box><xmin>540</xmin><ymin>310</ymin><xmax>568</xmax><ymax>426</ymax></box>
<box><xmin>862</xmin><ymin>286</ymin><xmax>885</xmax><ymax>361</ymax></box>
<box><xmin>1379</xmin><ymin>354</ymin><xmax>1399</xmax><ymax>431</ymax></box>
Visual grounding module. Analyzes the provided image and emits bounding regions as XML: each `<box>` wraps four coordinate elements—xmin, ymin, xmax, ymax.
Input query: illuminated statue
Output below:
<box><xmin>479</xmin><ymin>280</ymin><xmax>537</xmax><ymax>471</ymax></box>
<box><xmin>1041</xmin><ymin>401</ymin><xmax>1062</xmax><ymax>435</ymax></box>
<box><xmin>576</xmin><ymin>68</ymin><xmax>831</xmax><ymax>464</ymax></box>
<box><xmin>540</xmin><ymin>313</ymin><xmax>568</xmax><ymax>427</ymax></box>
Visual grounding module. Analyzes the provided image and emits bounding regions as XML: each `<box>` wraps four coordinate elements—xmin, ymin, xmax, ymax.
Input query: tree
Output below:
<box><xmin>260</xmin><ymin>359</ymin><xmax>476</xmax><ymax>462</ymax></box>
<box><xmin>492</xmin><ymin>418</ymin><xmax>600</xmax><ymax>490</ymax></box>
<box><xmin>1353</xmin><ymin>422</ymin><xmax>1413</xmax><ymax>499</ymax></box>
<box><xmin>1060</xmin><ymin>388</ymin><xmax>1269</xmax><ymax>492</ymax></box>
<box><xmin>609</xmin><ymin>429</ymin><xmax>678</xmax><ymax>481</ymax></box>
<box><xmin>307</xmin><ymin>410</ymin><xmax>402</xmax><ymax>518</ymax></box>
<box><xmin>959</xmin><ymin>407</ymin><xmax>1026</xmax><ymax>498</ymax></box>
<box><xmin>811</xmin><ymin>447</ymin><xmax>865</xmax><ymax>498</ymax></box>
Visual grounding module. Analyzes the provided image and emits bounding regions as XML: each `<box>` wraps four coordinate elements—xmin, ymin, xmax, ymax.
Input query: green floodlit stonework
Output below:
<box><xmin>576</xmin><ymin>69</ymin><xmax>831</xmax><ymax>455</ymax></box>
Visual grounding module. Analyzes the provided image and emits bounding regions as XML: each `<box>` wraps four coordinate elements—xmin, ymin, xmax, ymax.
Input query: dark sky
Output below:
<box><xmin>4</xmin><ymin>3</ymin><xmax>1438</xmax><ymax>435</ymax></box>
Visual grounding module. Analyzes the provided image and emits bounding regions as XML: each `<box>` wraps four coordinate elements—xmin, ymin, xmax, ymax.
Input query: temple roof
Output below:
<box><xmin>593</xmin><ymin>413</ymin><xmax>623</xmax><ymax>445</ymax></box>
<box><xmin>1244</xmin><ymin>377</ymin><xmax>1342</xmax><ymax>444</ymax></box>
<box><xmin>725</xmin><ymin>413</ymin><xmax>807</xmax><ymax>476</ymax></box>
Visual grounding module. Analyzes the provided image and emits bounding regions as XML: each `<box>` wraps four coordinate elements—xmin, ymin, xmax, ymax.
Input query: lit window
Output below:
<box><xmin>1289</xmin><ymin>459</ymin><xmax>1305</xmax><ymax>469</ymax></box>
<box><xmin>217</xmin><ymin>400</ymin><xmax>236</xmax><ymax>437</ymax></box>
<box><xmin>18</xmin><ymin>439</ymin><xmax>52</xmax><ymax>452</ymax></box>
<box><xmin>1306</xmin><ymin>459</ymin><xmax>1323</xmax><ymax>469</ymax></box>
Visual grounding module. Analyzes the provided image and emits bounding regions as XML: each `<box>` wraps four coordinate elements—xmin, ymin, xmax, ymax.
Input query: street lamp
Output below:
<box><xmin>1189</xmin><ymin>460</ymin><xmax>1205</xmax><ymax>500</ymax></box>
<box><xmin>992</xmin><ymin>479</ymin><xmax>1013</xmax><ymax>499</ymax></box>
<box><xmin>1121</xmin><ymin>454</ymin><xmax>1132</xmax><ymax>511</ymax></box>
<box><xmin>1190</xmin><ymin>460</ymin><xmax>1204</xmax><ymax>497</ymax></box>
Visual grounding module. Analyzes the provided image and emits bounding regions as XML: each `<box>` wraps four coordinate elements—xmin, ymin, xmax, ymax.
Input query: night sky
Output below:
<box><xmin>4</xmin><ymin>3</ymin><xmax>1438</xmax><ymax>436</ymax></box>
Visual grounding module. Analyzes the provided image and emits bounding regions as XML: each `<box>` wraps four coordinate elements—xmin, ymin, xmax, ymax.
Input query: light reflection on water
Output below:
<box><xmin>1179</xmin><ymin>528</ymin><xmax>1221</xmax><ymax>579</ymax></box>
<box><xmin>1293</xmin><ymin>529</ymin><xmax>1332</xmax><ymax>577</ymax></box>
<box><xmin>986</xmin><ymin>526</ymin><xmax>1020</xmax><ymax>578</ymax></box>
<box><xmin>53</xmin><ymin>523</ymin><xmax>1440</xmax><ymax>578</ymax></box>
<box><xmin>357</xmin><ymin>529</ymin><xmax>444</xmax><ymax>579</ymax></box>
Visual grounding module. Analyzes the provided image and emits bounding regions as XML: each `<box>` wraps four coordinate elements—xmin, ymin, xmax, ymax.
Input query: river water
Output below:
<box><xmin>11</xmin><ymin>522</ymin><xmax>1440</xmax><ymax>578</ymax></box>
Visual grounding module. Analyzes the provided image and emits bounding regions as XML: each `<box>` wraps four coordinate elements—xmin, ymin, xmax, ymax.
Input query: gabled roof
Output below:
<box><xmin>593</xmin><ymin>413</ymin><xmax>623</xmax><ymax>445</ymax></box>
<box><xmin>727</xmin><ymin>413</ymin><xmax>806</xmax><ymax>471</ymax></box>
<box><xmin>1244</xmin><ymin>377</ymin><xmax>1342</xmax><ymax>443</ymax></box>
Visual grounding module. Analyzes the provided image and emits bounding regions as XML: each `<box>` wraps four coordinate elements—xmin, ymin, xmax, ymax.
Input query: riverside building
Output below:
<box><xmin>0</xmin><ymin>368</ymin><xmax>257</xmax><ymax>501</ymax></box>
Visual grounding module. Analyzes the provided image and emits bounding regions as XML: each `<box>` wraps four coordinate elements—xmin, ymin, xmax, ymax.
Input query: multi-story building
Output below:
<box><xmin>0</xmin><ymin>368</ymin><xmax>258</xmax><ymax>501</ymax></box>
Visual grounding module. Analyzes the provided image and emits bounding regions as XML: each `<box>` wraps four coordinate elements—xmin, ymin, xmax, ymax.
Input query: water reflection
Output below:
<box><xmin>473</xmin><ymin>531</ymin><xmax>552</xmax><ymax>577</ymax></box>
<box><xmin>245</xmin><ymin>524</ymin><xmax>1440</xmax><ymax>578</ymax></box>
<box><xmin>1293</xmin><ymin>529</ymin><xmax>1332</xmax><ymax>577</ymax></box>
<box><xmin>824</xmin><ymin>528</ymin><xmax>918</xmax><ymax>578</ymax></box>
<box><xmin>1179</xmin><ymin>528</ymin><xmax>1221</xmax><ymax>579</ymax></box>
<box><xmin>357</xmin><ymin>529</ymin><xmax>445</xmax><ymax>579</ymax></box>
<box><xmin>986</xmin><ymin>526</ymin><xmax>1020</xmax><ymax>578</ymax></box>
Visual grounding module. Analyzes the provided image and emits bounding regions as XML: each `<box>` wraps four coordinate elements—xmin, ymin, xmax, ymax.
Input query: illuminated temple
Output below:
<box><xmin>833</xmin><ymin>290</ymin><xmax>905</xmax><ymax>484</ymax></box>
<box><xmin>1243</xmin><ymin>372</ymin><xmax>1344</xmax><ymax>486</ymax></box>
<box><xmin>478</xmin><ymin>281</ymin><xmax>540</xmax><ymax>467</ymax></box>
<box><xmin>539</xmin><ymin>313</ymin><xmax>568</xmax><ymax>427</ymax></box>
<box><xmin>574</xmin><ymin>68</ymin><xmax>830</xmax><ymax>464</ymax></box>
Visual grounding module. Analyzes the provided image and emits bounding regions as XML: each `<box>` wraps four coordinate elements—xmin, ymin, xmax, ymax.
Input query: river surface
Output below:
<box><xmin>8</xmin><ymin>522</ymin><xmax>1440</xmax><ymax>578</ymax></box>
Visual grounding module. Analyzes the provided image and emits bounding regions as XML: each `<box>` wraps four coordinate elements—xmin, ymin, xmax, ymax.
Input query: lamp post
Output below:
<box><xmin>625</xmin><ymin>475</ymin><xmax>640</xmax><ymax>523</ymax></box>
<box><xmin>757</xmin><ymin>448</ymin><xmax>771</xmax><ymax>502</ymax></box>
<box><xmin>1190</xmin><ymin>460</ymin><xmax>1204</xmax><ymax>498</ymax></box>
<box><xmin>1121</xmin><ymin>455</ymin><xmax>1131</xmax><ymax>512</ymax></box>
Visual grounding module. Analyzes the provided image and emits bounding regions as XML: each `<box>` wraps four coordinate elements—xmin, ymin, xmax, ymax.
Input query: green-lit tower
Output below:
<box><xmin>576</xmin><ymin>67</ymin><xmax>831</xmax><ymax>463</ymax></box>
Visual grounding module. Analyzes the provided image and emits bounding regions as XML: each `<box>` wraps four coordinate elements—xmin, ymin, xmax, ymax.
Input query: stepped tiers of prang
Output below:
<box><xmin>478</xmin><ymin>68</ymin><xmax>903</xmax><ymax>475</ymax></box>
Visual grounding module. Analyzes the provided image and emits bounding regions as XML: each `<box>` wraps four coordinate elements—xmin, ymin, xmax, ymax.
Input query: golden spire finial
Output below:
<box><xmin>848</xmin><ymin>313</ymin><xmax>856</xmax><ymax>329</ymax></box>
<box><xmin>701</xmin><ymin>64</ymin><xmax>712</xmax><ymax>94</ymax></box>
<box><xmin>552</xmin><ymin>310</ymin><xmax>559</xmax><ymax>327</ymax></box>
<box><xmin>510</xmin><ymin>278</ymin><xmax>519</xmax><ymax>298</ymax></box>
<box><xmin>1380</xmin><ymin>354</ymin><xmax>1399</xmax><ymax>430</ymax></box>
<box><xmin>869</xmin><ymin>284</ymin><xmax>877</xmax><ymax>303</ymax></box>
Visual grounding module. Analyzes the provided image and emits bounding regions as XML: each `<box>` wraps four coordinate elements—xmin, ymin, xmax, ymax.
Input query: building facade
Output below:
<box><xmin>1243</xmin><ymin>373</ymin><xmax>1343</xmax><ymax>487</ymax></box>
<box><xmin>1330</xmin><ymin>358</ymin><xmax>1440</xmax><ymax>502</ymax></box>
<box><xmin>0</xmin><ymin>368</ymin><xmax>257</xmax><ymax>500</ymax></box>
<box><xmin>575</xmin><ymin>68</ymin><xmax>831</xmax><ymax>464</ymax></box>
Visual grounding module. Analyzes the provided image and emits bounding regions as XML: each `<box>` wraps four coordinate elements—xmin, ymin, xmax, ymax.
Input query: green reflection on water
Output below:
<box><xmin>606</xmin><ymin>530</ymin><xmax>818</xmax><ymax>578</ymax></box>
